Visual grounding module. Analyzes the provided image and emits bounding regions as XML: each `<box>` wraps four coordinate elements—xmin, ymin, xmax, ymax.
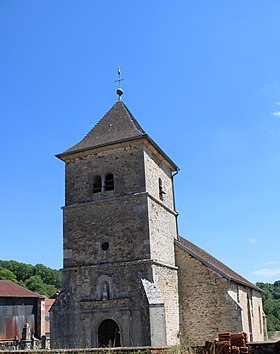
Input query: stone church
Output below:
<box><xmin>50</xmin><ymin>96</ymin><xmax>266</xmax><ymax>348</ymax></box>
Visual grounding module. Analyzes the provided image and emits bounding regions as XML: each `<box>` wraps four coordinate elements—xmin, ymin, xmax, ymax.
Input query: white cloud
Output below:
<box><xmin>270</xmin><ymin>101</ymin><xmax>280</xmax><ymax>116</ymax></box>
<box><xmin>252</xmin><ymin>268</ymin><xmax>280</xmax><ymax>277</ymax></box>
<box><xmin>262</xmin><ymin>261</ymin><xmax>277</xmax><ymax>266</ymax></box>
<box><xmin>248</xmin><ymin>237</ymin><xmax>256</xmax><ymax>245</ymax></box>
<box><xmin>270</xmin><ymin>111</ymin><xmax>280</xmax><ymax>117</ymax></box>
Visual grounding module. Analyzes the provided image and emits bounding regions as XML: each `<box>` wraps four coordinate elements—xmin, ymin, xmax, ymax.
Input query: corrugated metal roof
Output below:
<box><xmin>0</xmin><ymin>280</ymin><xmax>44</xmax><ymax>298</ymax></box>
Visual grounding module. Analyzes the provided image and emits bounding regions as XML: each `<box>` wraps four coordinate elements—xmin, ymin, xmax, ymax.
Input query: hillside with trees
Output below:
<box><xmin>0</xmin><ymin>260</ymin><xmax>61</xmax><ymax>298</ymax></box>
<box><xmin>257</xmin><ymin>280</ymin><xmax>280</xmax><ymax>337</ymax></box>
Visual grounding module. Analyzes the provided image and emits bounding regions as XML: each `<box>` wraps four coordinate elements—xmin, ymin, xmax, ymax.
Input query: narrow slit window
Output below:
<box><xmin>105</xmin><ymin>173</ymin><xmax>114</xmax><ymax>191</ymax></box>
<box><xmin>93</xmin><ymin>175</ymin><xmax>102</xmax><ymax>193</ymax></box>
<box><xmin>237</xmin><ymin>286</ymin><xmax>240</xmax><ymax>303</ymax></box>
<box><xmin>159</xmin><ymin>178</ymin><xmax>165</xmax><ymax>200</ymax></box>
<box><xmin>258</xmin><ymin>306</ymin><xmax>262</xmax><ymax>333</ymax></box>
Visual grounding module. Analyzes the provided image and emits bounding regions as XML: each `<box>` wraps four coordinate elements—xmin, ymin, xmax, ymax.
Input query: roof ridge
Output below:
<box><xmin>177</xmin><ymin>236</ymin><xmax>261</xmax><ymax>291</ymax></box>
<box><xmin>61</xmin><ymin>101</ymin><xmax>146</xmax><ymax>155</ymax></box>
<box><xmin>89</xmin><ymin>102</ymin><xmax>118</xmax><ymax>134</ymax></box>
<box><xmin>120</xmin><ymin>102</ymin><xmax>146</xmax><ymax>134</ymax></box>
<box><xmin>66</xmin><ymin>102</ymin><xmax>119</xmax><ymax>152</ymax></box>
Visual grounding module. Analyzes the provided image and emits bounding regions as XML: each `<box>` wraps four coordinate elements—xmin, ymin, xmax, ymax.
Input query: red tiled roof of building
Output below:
<box><xmin>177</xmin><ymin>237</ymin><xmax>261</xmax><ymax>291</ymax></box>
<box><xmin>0</xmin><ymin>280</ymin><xmax>44</xmax><ymax>298</ymax></box>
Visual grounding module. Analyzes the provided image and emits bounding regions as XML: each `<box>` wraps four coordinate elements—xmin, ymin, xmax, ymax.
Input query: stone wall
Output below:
<box><xmin>0</xmin><ymin>347</ymin><xmax>170</xmax><ymax>354</ymax></box>
<box><xmin>176</xmin><ymin>245</ymin><xmax>243</xmax><ymax>345</ymax></box>
<box><xmin>152</xmin><ymin>265</ymin><xmax>180</xmax><ymax>346</ymax></box>
<box><xmin>143</xmin><ymin>144</ymin><xmax>180</xmax><ymax>345</ymax></box>
<box><xmin>228</xmin><ymin>283</ymin><xmax>266</xmax><ymax>341</ymax></box>
<box><xmin>143</xmin><ymin>146</ymin><xmax>175</xmax><ymax>211</ymax></box>
<box><xmin>249</xmin><ymin>341</ymin><xmax>280</xmax><ymax>353</ymax></box>
<box><xmin>175</xmin><ymin>244</ymin><xmax>266</xmax><ymax>346</ymax></box>
<box><xmin>53</xmin><ymin>136</ymin><xmax>181</xmax><ymax>348</ymax></box>
<box><xmin>63</xmin><ymin>193</ymin><xmax>151</xmax><ymax>267</ymax></box>
<box><xmin>251</xmin><ymin>290</ymin><xmax>267</xmax><ymax>342</ymax></box>
<box><xmin>51</xmin><ymin>261</ymin><xmax>157</xmax><ymax>348</ymax></box>
<box><xmin>0</xmin><ymin>342</ymin><xmax>279</xmax><ymax>353</ymax></box>
<box><xmin>148</xmin><ymin>198</ymin><xmax>177</xmax><ymax>266</ymax></box>
<box><xmin>65</xmin><ymin>143</ymin><xmax>146</xmax><ymax>206</ymax></box>
<box><xmin>52</xmin><ymin>261</ymin><xmax>179</xmax><ymax>347</ymax></box>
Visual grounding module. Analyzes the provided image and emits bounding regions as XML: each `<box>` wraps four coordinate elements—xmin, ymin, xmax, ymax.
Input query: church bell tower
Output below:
<box><xmin>51</xmin><ymin>91</ymin><xmax>180</xmax><ymax>348</ymax></box>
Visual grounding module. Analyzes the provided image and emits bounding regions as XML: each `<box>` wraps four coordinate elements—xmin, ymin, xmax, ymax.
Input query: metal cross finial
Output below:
<box><xmin>115</xmin><ymin>66</ymin><xmax>124</xmax><ymax>101</ymax></box>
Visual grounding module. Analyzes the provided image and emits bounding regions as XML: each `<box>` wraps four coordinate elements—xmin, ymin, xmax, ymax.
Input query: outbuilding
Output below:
<box><xmin>0</xmin><ymin>280</ymin><xmax>45</xmax><ymax>340</ymax></box>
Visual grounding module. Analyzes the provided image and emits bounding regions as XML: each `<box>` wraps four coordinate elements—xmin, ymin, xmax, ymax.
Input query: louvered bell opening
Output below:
<box><xmin>93</xmin><ymin>175</ymin><xmax>102</xmax><ymax>193</ymax></box>
<box><xmin>105</xmin><ymin>174</ymin><xmax>114</xmax><ymax>191</ymax></box>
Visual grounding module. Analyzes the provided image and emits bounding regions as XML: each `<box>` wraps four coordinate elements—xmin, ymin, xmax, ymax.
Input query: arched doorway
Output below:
<box><xmin>98</xmin><ymin>319</ymin><xmax>121</xmax><ymax>347</ymax></box>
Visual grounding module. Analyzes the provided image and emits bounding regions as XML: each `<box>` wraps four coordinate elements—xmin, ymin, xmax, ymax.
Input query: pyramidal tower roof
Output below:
<box><xmin>57</xmin><ymin>100</ymin><xmax>178</xmax><ymax>171</ymax></box>
<box><xmin>63</xmin><ymin>101</ymin><xmax>146</xmax><ymax>155</ymax></box>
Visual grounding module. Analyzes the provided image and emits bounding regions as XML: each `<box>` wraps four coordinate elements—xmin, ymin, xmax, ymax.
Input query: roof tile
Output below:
<box><xmin>57</xmin><ymin>100</ymin><xmax>179</xmax><ymax>171</ymax></box>
<box><xmin>177</xmin><ymin>237</ymin><xmax>261</xmax><ymax>291</ymax></box>
<box><xmin>63</xmin><ymin>101</ymin><xmax>146</xmax><ymax>154</ymax></box>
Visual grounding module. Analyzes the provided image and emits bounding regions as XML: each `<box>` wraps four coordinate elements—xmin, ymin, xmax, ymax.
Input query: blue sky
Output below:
<box><xmin>0</xmin><ymin>1</ymin><xmax>279</xmax><ymax>284</ymax></box>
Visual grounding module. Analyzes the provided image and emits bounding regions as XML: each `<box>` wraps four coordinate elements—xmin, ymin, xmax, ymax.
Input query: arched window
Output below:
<box><xmin>105</xmin><ymin>173</ymin><xmax>114</xmax><ymax>191</ymax></box>
<box><xmin>93</xmin><ymin>175</ymin><xmax>102</xmax><ymax>193</ymax></box>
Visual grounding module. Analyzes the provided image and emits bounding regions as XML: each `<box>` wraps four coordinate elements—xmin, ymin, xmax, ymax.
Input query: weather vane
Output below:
<box><xmin>115</xmin><ymin>66</ymin><xmax>124</xmax><ymax>101</ymax></box>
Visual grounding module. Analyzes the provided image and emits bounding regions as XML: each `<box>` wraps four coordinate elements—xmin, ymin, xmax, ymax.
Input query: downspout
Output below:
<box><xmin>172</xmin><ymin>168</ymin><xmax>180</xmax><ymax>240</ymax></box>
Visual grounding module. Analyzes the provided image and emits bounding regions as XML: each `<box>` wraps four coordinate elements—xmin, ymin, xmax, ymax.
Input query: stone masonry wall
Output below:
<box><xmin>142</xmin><ymin>144</ymin><xmax>180</xmax><ymax>345</ymax></box>
<box><xmin>144</xmin><ymin>144</ymin><xmax>178</xmax><ymax>266</ymax></box>
<box><xmin>175</xmin><ymin>245</ymin><xmax>243</xmax><ymax>346</ymax></box>
<box><xmin>251</xmin><ymin>289</ymin><xmax>266</xmax><ymax>341</ymax></box>
<box><xmin>2</xmin><ymin>343</ymin><xmax>278</xmax><ymax>353</ymax></box>
<box><xmin>228</xmin><ymin>283</ymin><xmax>266</xmax><ymax>341</ymax></box>
<box><xmin>63</xmin><ymin>193</ymin><xmax>150</xmax><ymax>267</ymax></box>
<box><xmin>143</xmin><ymin>146</ymin><xmax>175</xmax><ymax>211</ymax></box>
<box><xmin>65</xmin><ymin>143</ymin><xmax>146</xmax><ymax>206</ymax></box>
<box><xmin>51</xmin><ymin>261</ymin><xmax>155</xmax><ymax>348</ymax></box>
<box><xmin>152</xmin><ymin>264</ymin><xmax>180</xmax><ymax>346</ymax></box>
<box><xmin>56</xmin><ymin>136</ymin><xmax>181</xmax><ymax>348</ymax></box>
<box><xmin>148</xmin><ymin>198</ymin><xmax>177</xmax><ymax>266</ymax></box>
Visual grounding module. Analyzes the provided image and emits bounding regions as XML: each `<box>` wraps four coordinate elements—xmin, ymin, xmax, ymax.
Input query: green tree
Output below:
<box><xmin>0</xmin><ymin>268</ymin><xmax>18</xmax><ymax>283</ymax></box>
<box><xmin>272</xmin><ymin>281</ymin><xmax>280</xmax><ymax>300</ymax></box>
<box><xmin>24</xmin><ymin>275</ymin><xmax>48</xmax><ymax>296</ymax></box>
<box><xmin>0</xmin><ymin>259</ymin><xmax>61</xmax><ymax>296</ymax></box>
<box><xmin>0</xmin><ymin>260</ymin><xmax>33</xmax><ymax>282</ymax></box>
<box><xmin>257</xmin><ymin>280</ymin><xmax>280</xmax><ymax>336</ymax></box>
<box><xmin>34</xmin><ymin>263</ymin><xmax>61</xmax><ymax>288</ymax></box>
<box><xmin>44</xmin><ymin>284</ymin><xmax>58</xmax><ymax>297</ymax></box>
